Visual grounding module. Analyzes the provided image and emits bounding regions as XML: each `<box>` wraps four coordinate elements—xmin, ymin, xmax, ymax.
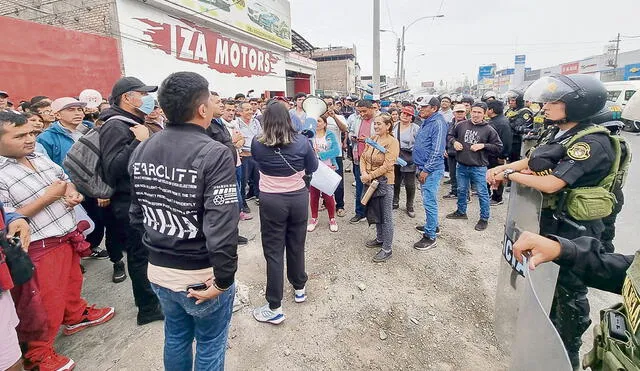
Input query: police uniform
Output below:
<box><xmin>506</xmin><ymin>106</ymin><xmax>533</xmax><ymax>161</ymax></box>
<box><xmin>527</xmin><ymin>122</ymin><xmax>616</xmax><ymax>367</ymax></box>
<box><xmin>547</xmin><ymin>235</ymin><xmax>639</xmax><ymax>369</ymax></box>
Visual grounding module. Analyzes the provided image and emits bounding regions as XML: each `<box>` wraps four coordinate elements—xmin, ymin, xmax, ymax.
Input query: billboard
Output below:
<box><xmin>477</xmin><ymin>64</ymin><xmax>496</xmax><ymax>82</ymax></box>
<box><xmin>168</xmin><ymin>0</ymin><xmax>291</xmax><ymax>49</ymax></box>
<box><xmin>561</xmin><ymin>62</ymin><xmax>579</xmax><ymax>75</ymax></box>
<box><xmin>116</xmin><ymin>0</ymin><xmax>286</xmax><ymax>96</ymax></box>
<box><xmin>579</xmin><ymin>57</ymin><xmax>600</xmax><ymax>74</ymax></box>
<box><xmin>624</xmin><ymin>63</ymin><xmax>640</xmax><ymax>80</ymax></box>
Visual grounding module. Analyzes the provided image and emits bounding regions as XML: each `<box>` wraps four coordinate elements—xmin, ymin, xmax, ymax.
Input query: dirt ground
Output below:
<box><xmin>55</xmin><ymin>162</ymin><xmax>610</xmax><ymax>370</ymax></box>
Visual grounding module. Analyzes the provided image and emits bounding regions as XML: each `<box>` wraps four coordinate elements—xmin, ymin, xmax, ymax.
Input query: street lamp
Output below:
<box><xmin>399</xmin><ymin>14</ymin><xmax>444</xmax><ymax>88</ymax></box>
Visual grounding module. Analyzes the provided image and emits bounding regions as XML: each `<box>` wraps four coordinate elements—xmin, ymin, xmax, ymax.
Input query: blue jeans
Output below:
<box><xmin>151</xmin><ymin>283</ymin><xmax>235</xmax><ymax>371</ymax></box>
<box><xmin>353</xmin><ymin>164</ymin><xmax>365</xmax><ymax>217</ymax></box>
<box><xmin>421</xmin><ymin>169</ymin><xmax>444</xmax><ymax>239</ymax></box>
<box><xmin>235</xmin><ymin>166</ymin><xmax>243</xmax><ymax>210</ymax></box>
<box><xmin>456</xmin><ymin>164</ymin><xmax>490</xmax><ymax>220</ymax></box>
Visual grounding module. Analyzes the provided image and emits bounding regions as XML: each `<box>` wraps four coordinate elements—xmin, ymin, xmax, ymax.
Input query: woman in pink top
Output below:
<box><xmin>307</xmin><ymin>115</ymin><xmax>341</xmax><ymax>232</ymax></box>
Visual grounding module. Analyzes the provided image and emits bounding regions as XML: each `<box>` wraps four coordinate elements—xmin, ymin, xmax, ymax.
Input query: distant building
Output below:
<box><xmin>304</xmin><ymin>46</ymin><xmax>359</xmax><ymax>97</ymax></box>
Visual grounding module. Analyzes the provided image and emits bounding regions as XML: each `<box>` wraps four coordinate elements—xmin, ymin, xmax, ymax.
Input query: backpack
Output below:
<box><xmin>561</xmin><ymin>125</ymin><xmax>632</xmax><ymax>221</ymax></box>
<box><xmin>63</xmin><ymin>115</ymin><xmax>138</xmax><ymax>199</ymax></box>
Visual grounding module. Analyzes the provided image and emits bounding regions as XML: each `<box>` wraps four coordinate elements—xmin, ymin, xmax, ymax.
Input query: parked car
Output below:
<box><xmin>604</xmin><ymin>81</ymin><xmax>640</xmax><ymax>108</ymax></box>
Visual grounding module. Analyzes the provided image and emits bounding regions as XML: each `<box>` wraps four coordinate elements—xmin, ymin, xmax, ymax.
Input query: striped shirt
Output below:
<box><xmin>0</xmin><ymin>153</ymin><xmax>76</xmax><ymax>242</ymax></box>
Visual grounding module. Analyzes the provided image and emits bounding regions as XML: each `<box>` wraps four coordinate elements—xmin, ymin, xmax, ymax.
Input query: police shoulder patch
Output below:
<box><xmin>567</xmin><ymin>142</ymin><xmax>591</xmax><ymax>160</ymax></box>
<box><xmin>523</xmin><ymin>112</ymin><xmax>531</xmax><ymax>121</ymax></box>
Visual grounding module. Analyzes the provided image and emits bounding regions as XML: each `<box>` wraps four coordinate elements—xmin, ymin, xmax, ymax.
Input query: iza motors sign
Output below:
<box><xmin>136</xmin><ymin>18</ymin><xmax>280</xmax><ymax>77</ymax></box>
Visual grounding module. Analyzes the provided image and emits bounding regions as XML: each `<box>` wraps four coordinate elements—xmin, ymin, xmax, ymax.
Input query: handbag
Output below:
<box><xmin>0</xmin><ymin>231</ymin><xmax>35</xmax><ymax>286</ymax></box>
<box><xmin>396</xmin><ymin>124</ymin><xmax>414</xmax><ymax>166</ymax></box>
<box><xmin>273</xmin><ymin>147</ymin><xmax>312</xmax><ymax>188</ymax></box>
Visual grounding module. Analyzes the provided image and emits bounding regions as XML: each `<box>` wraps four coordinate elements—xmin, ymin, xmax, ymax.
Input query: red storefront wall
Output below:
<box><xmin>0</xmin><ymin>16</ymin><xmax>122</xmax><ymax>103</ymax></box>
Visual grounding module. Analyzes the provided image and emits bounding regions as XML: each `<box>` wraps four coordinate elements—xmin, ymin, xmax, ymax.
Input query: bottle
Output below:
<box><xmin>361</xmin><ymin>179</ymin><xmax>379</xmax><ymax>205</ymax></box>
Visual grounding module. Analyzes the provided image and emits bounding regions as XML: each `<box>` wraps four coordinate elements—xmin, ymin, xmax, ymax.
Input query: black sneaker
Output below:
<box><xmin>238</xmin><ymin>236</ymin><xmax>248</xmax><ymax>245</ymax></box>
<box><xmin>475</xmin><ymin>219</ymin><xmax>488</xmax><ymax>231</ymax></box>
<box><xmin>392</xmin><ymin>203</ymin><xmax>399</xmax><ymax>210</ymax></box>
<box><xmin>365</xmin><ymin>239</ymin><xmax>383</xmax><ymax>248</ymax></box>
<box><xmin>372</xmin><ymin>249</ymin><xmax>392</xmax><ymax>262</ymax></box>
<box><xmin>490</xmin><ymin>199</ymin><xmax>504</xmax><ymax>206</ymax></box>
<box><xmin>446</xmin><ymin>211</ymin><xmax>468</xmax><ymax>220</ymax></box>
<box><xmin>413</xmin><ymin>237</ymin><xmax>437</xmax><ymax>251</ymax></box>
<box><xmin>112</xmin><ymin>260</ymin><xmax>127</xmax><ymax>283</ymax></box>
<box><xmin>86</xmin><ymin>248</ymin><xmax>109</xmax><ymax>260</ymax></box>
<box><xmin>137</xmin><ymin>305</ymin><xmax>164</xmax><ymax>326</ymax></box>
<box><xmin>349</xmin><ymin>215</ymin><xmax>366</xmax><ymax>224</ymax></box>
<box><xmin>415</xmin><ymin>225</ymin><xmax>440</xmax><ymax>235</ymax></box>
<box><xmin>406</xmin><ymin>208</ymin><xmax>415</xmax><ymax>218</ymax></box>
<box><xmin>242</xmin><ymin>205</ymin><xmax>252</xmax><ymax>214</ymax></box>
<box><xmin>443</xmin><ymin>193</ymin><xmax>457</xmax><ymax>199</ymax></box>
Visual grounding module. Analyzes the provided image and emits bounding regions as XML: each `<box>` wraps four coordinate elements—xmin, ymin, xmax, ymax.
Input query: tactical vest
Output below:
<box><xmin>583</xmin><ymin>251</ymin><xmax>640</xmax><ymax>370</ymax></box>
<box><xmin>535</xmin><ymin>126</ymin><xmax>631</xmax><ymax>221</ymax></box>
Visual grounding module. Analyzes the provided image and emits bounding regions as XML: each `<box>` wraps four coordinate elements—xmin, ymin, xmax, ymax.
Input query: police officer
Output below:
<box><xmin>512</xmin><ymin>231</ymin><xmax>638</xmax><ymax>369</ymax></box>
<box><xmin>504</xmin><ymin>89</ymin><xmax>533</xmax><ymax>160</ymax></box>
<box><xmin>481</xmin><ymin>90</ymin><xmax>497</xmax><ymax>102</ymax></box>
<box><xmin>487</xmin><ymin>73</ymin><xmax>614</xmax><ymax>369</ymax></box>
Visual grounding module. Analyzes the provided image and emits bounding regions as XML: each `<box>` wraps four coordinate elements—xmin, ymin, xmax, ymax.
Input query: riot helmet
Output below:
<box><xmin>524</xmin><ymin>73</ymin><xmax>607</xmax><ymax>123</ymax></box>
<box><xmin>481</xmin><ymin>90</ymin><xmax>497</xmax><ymax>102</ymax></box>
<box><xmin>505</xmin><ymin>90</ymin><xmax>525</xmax><ymax>109</ymax></box>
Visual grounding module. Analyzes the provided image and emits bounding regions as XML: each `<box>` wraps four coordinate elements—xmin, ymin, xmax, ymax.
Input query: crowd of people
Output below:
<box><xmin>0</xmin><ymin>70</ymin><xmax>632</xmax><ymax>370</ymax></box>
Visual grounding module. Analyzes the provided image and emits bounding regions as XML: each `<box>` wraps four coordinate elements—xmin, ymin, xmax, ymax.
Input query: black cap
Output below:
<box><xmin>110</xmin><ymin>76</ymin><xmax>157</xmax><ymax>104</ymax></box>
<box><xmin>420</xmin><ymin>96</ymin><xmax>441</xmax><ymax>107</ymax></box>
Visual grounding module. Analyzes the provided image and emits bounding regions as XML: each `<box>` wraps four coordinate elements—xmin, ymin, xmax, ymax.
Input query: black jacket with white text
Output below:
<box><xmin>128</xmin><ymin>122</ymin><xmax>239</xmax><ymax>289</ymax></box>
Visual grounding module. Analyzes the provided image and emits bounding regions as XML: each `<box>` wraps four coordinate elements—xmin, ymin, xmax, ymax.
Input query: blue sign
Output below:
<box><xmin>478</xmin><ymin>65</ymin><xmax>496</xmax><ymax>82</ymax></box>
<box><xmin>515</xmin><ymin>55</ymin><xmax>526</xmax><ymax>65</ymax></box>
<box><xmin>624</xmin><ymin>63</ymin><xmax>640</xmax><ymax>80</ymax></box>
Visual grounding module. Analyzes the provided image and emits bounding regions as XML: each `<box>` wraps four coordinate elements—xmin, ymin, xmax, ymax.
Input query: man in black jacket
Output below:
<box><xmin>486</xmin><ymin>100</ymin><xmax>512</xmax><ymax>205</ymax></box>
<box><xmin>98</xmin><ymin>76</ymin><xmax>163</xmax><ymax>325</ymax></box>
<box><xmin>446</xmin><ymin>102</ymin><xmax>503</xmax><ymax>231</ymax></box>
<box><xmin>129</xmin><ymin>71</ymin><xmax>238</xmax><ymax>370</ymax></box>
<box><xmin>205</xmin><ymin>92</ymin><xmax>249</xmax><ymax>244</ymax></box>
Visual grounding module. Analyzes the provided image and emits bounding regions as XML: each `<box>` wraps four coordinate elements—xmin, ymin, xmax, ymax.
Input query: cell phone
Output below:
<box><xmin>186</xmin><ymin>283</ymin><xmax>207</xmax><ymax>291</ymax></box>
<box><xmin>608</xmin><ymin>312</ymin><xmax>628</xmax><ymax>342</ymax></box>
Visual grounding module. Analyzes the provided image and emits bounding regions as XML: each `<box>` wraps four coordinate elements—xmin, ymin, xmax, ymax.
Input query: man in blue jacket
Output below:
<box><xmin>412</xmin><ymin>97</ymin><xmax>448</xmax><ymax>251</ymax></box>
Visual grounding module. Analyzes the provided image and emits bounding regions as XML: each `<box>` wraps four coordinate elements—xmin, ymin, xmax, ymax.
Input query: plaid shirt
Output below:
<box><xmin>0</xmin><ymin>153</ymin><xmax>76</xmax><ymax>242</ymax></box>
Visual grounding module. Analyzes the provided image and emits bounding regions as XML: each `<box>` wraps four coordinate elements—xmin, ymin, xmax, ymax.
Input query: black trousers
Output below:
<box><xmin>109</xmin><ymin>196</ymin><xmax>159</xmax><ymax>312</ymax></box>
<box><xmin>392</xmin><ymin>165</ymin><xmax>416</xmax><ymax>209</ymax></box>
<box><xmin>81</xmin><ymin>197</ymin><xmax>104</xmax><ymax>250</ymax></box>
<box><xmin>510</xmin><ymin>137</ymin><xmax>523</xmax><ymax>162</ymax></box>
<box><xmin>602</xmin><ymin>188</ymin><xmax>624</xmax><ymax>253</ymax></box>
<box><xmin>334</xmin><ymin>157</ymin><xmax>345</xmax><ymax>210</ymax></box>
<box><xmin>447</xmin><ymin>155</ymin><xmax>458</xmax><ymax>194</ymax></box>
<box><xmin>241</xmin><ymin>156</ymin><xmax>260</xmax><ymax>200</ymax></box>
<box><xmin>82</xmin><ymin>197</ymin><xmax>126</xmax><ymax>259</ymax></box>
<box><xmin>487</xmin><ymin>159</ymin><xmax>504</xmax><ymax>202</ymax></box>
<box><xmin>259</xmin><ymin>189</ymin><xmax>309</xmax><ymax>309</ymax></box>
<box><xmin>540</xmin><ymin>211</ymin><xmax>604</xmax><ymax>369</ymax></box>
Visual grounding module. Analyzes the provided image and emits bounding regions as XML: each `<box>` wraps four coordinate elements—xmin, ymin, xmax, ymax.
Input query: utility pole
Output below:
<box><xmin>614</xmin><ymin>32</ymin><xmax>620</xmax><ymax>68</ymax></box>
<box><xmin>400</xmin><ymin>26</ymin><xmax>405</xmax><ymax>89</ymax></box>
<box><xmin>396</xmin><ymin>38</ymin><xmax>401</xmax><ymax>84</ymax></box>
<box><xmin>373</xmin><ymin>0</ymin><xmax>381</xmax><ymax>100</ymax></box>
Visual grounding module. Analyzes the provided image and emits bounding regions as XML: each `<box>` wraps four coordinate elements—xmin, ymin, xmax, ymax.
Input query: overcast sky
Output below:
<box><xmin>290</xmin><ymin>0</ymin><xmax>640</xmax><ymax>90</ymax></box>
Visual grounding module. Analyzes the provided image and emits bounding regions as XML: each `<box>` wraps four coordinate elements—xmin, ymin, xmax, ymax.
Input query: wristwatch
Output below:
<box><xmin>503</xmin><ymin>168</ymin><xmax>516</xmax><ymax>180</ymax></box>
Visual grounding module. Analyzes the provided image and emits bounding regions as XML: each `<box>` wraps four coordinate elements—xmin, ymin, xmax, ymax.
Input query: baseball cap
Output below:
<box><xmin>401</xmin><ymin>106</ymin><xmax>415</xmax><ymax>116</ymax></box>
<box><xmin>110</xmin><ymin>76</ymin><xmax>157</xmax><ymax>104</ymax></box>
<box><xmin>419</xmin><ymin>97</ymin><xmax>441</xmax><ymax>107</ymax></box>
<box><xmin>273</xmin><ymin>96</ymin><xmax>288</xmax><ymax>102</ymax></box>
<box><xmin>453</xmin><ymin>104</ymin><xmax>466</xmax><ymax>112</ymax></box>
<box><xmin>51</xmin><ymin>97</ymin><xmax>87</xmax><ymax>113</ymax></box>
<box><xmin>0</xmin><ymin>91</ymin><xmax>8</xmax><ymax>98</ymax></box>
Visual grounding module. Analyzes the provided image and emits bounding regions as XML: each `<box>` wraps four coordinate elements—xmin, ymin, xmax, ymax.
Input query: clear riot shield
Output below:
<box><xmin>494</xmin><ymin>183</ymin><xmax>571</xmax><ymax>370</ymax></box>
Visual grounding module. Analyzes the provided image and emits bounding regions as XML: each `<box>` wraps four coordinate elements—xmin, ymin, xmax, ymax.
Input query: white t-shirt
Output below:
<box><xmin>326</xmin><ymin>114</ymin><xmax>346</xmax><ymax>157</ymax></box>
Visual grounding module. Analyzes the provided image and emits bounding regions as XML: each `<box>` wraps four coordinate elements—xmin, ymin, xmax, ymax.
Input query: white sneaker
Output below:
<box><xmin>294</xmin><ymin>287</ymin><xmax>307</xmax><ymax>303</ymax></box>
<box><xmin>252</xmin><ymin>304</ymin><xmax>285</xmax><ymax>324</ymax></box>
<box><xmin>329</xmin><ymin>218</ymin><xmax>338</xmax><ymax>232</ymax></box>
<box><xmin>307</xmin><ymin>218</ymin><xmax>318</xmax><ymax>232</ymax></box>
